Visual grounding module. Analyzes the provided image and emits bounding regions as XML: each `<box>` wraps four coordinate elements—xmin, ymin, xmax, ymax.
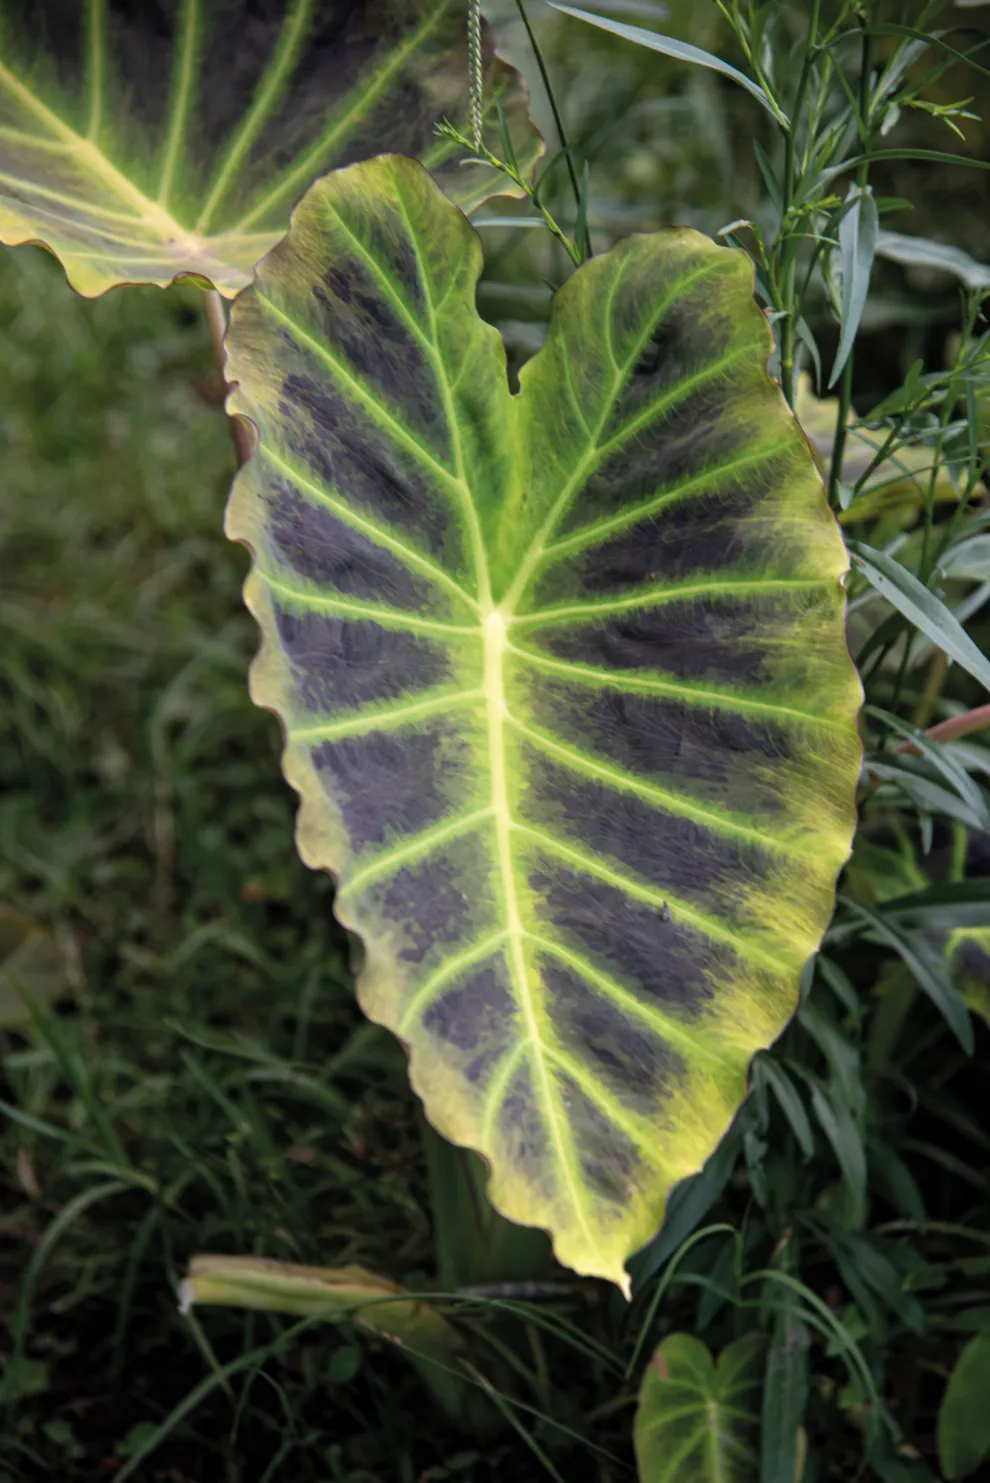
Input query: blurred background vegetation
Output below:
<box><xmin>2</xmin><ymin>2</ymin><xmax>990</xmax><ymax>1480</ymax></box>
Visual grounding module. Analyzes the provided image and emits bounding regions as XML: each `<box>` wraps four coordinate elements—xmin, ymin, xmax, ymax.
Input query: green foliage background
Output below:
<box><xmin>2</xmin><ymin>2</ymin><xmax>990</xmax><ymax>1480</ymax></box>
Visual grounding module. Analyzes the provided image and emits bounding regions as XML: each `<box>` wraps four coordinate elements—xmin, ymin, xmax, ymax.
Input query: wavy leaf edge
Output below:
<box><xmin>224</xmin><ymin>154</ymin><xmax>863</xmax><ymax>1289</ymax></box>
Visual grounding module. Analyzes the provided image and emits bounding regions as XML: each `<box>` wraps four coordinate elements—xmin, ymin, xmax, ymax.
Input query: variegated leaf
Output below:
<box><xmin>0</xmin><ymin>0</ymin><xmax>540</xmax><ymax>295</ymax></box>
<box><xmin>224</xmin><ymin>155</ymin><xmax>862</xmax><ymax>1287</ymax></box>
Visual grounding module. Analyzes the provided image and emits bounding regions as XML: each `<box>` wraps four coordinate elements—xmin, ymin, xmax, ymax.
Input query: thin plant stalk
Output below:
<box><xmin>897</xmin><ymin>704</ymin><xmax>990</xmax><ymax>751</ymax></box>
<box><xmin>513</xmin><ymin>0</ymin><xmax>583</xmax><ymax>216</ymax></box>
<box><xmin>829</xmin><ymin>14</ymin><xmax>875</xmax><ymax>507</ymax></box>
<box><xmin>778</xmin><ymin>0</ymin><xmax>822</xmax><ymax>409</ymax></box>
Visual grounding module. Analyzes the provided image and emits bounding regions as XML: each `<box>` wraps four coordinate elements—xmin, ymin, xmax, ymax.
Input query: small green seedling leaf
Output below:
<box><xmin>938</xmin><ymin>1333</ymin><xmax>990</xmax><ymax>1480</ymax></box>
<box><xmin>829</xmin><ymin>185</ymin><xmax>879</xmax><ymax>388</ymax></box>
<box><xmin>550</xmin><ymin>5</ymin><xmax>788</xmax><ymax>123</ymax></box>
<box><xmin>635</xmin><ymin>1332</ymin><xmax>764</xmax><ymax>1483</ymax></box>
<box><xmin>0</xmin><ymin>0</ymin><xmax>541</xmax><ymax>296</ymax></box>
<box><xmin>225</xmin><ymin>155</ymin><xmax>862</xmax><ymax>1286</ymax></box>
<box><xmin>328</xmin><ymin>1344</ymin><xmax>361</xmax><ymax>1384</ymax></box>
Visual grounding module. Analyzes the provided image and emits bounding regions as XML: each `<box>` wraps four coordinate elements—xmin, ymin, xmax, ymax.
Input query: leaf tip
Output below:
<box><xmin>177</xmin><ymin>1279</ymin><xmax>194</xmax><ymax>1317</ymax></box>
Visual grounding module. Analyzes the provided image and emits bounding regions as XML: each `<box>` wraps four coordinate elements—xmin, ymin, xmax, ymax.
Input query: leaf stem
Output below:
<box><xmin>897</xmin><ymin>704</ymin><xmax>990</xmax><ymax>752</ymax></box>
<box><xmin>513</xmin><ymin>0</ymin><xmax>582</xmax><ymax>215</ymax></box>
<box><xmin>778</xmin><ymin>0</ymin><xmax>821</xmax><ymax>409</ymax></box>
<box><xmin>437</xmin><ymin>122</ymin><xmax>582</xmax><ymax>265</ymax></box>
<box><xmin>468</xmin><ymin>0</ymin><xmax>485</xmax><ymax>150</ymax></box>
<box><xmin>203</xmin><ymin>291</ymin><xmax>254</xmax><ymax>467</ymax></box>
<box><xmin>828</xmin><ymin>11</ymin><xmax>874</xmax><ymax>507</ymax></box>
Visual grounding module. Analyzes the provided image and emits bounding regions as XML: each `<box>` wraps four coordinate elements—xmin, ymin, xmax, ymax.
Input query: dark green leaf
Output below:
<box><xmin>874</xmin><ymin>878</ymin><xmax>990</xmax><ymax>931</ymax></box>
<box><xmin>868</xmin><ymin>1137</ymin><xmax>926</xmax><ymax>1222</ymax></box>
<box><xmin>753</xmin><ymin>1055</ymin><xmax>814</xmax><ymax>1159</ymax></box>
<box><xmin>807</xmin><ymin>1076</ymin><xmax>867</xmax><ymax>1226</ymax></box>
<box><xmin>815</xmin><ymin>956</ymin><xmax>860</xmax><ymax>1016</ymax></box>
<box><xmin>839</xmin><ymin>897</ymin><xmax>974</xmax><ymax>1053</ymax></box>
<box><xmin>761</xmin><ymin>1307</ymin><xmax>809</xmax><ymax>1483</ymax></box>
<box><xmin>938</xmin><ymin>1333</ymin><xmax>990</xmax><ymax>1480</ymax></box>
<box><xmin>797</xmin><ymin>999</ymin><xmax>864</xmax><ymax>1122</ymax></box>
<box><xmin>629</xmin><ymin>1117</ymin><xmax>746</xmax><ymax>1291</ymax></box>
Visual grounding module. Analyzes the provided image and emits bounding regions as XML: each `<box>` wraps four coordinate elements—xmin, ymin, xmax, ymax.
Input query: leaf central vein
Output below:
<box><xmin>483</xmin><ymin>610</ymin><xmax>605</xmax><ymax>1269</ymax></box>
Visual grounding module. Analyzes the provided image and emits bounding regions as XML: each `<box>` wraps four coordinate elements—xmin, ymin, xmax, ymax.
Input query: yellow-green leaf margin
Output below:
<box><xmin>224</xmin><ymin>155</ymin><xmax>863</xmax><ymax>1288</ymax></box>
<box><xmin>0</xmin><ymin>0</ymin><xmax>540</xmax><ymax>296</ymax></box>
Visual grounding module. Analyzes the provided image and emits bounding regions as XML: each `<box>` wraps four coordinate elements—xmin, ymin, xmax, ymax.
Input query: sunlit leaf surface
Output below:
<box><xmin>225</xmin><ymin>156</ymin><xmax>862</xmax><ymax>1286</ymax></box>
<box><xmin>0</xmin><ymin>0</ymin><xmax>540</xmax><ymax>296</ymax></box>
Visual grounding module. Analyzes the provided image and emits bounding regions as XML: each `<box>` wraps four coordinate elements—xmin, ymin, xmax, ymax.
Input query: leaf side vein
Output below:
<box><xmin>508</xmin><ymin>712</ymin><xmax>812</xmax><ymax>859</ymax></box>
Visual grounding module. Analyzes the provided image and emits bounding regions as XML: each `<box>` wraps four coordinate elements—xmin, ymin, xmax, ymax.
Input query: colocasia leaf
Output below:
<box><xmin>225</xmin><ymin>156</ymin><xmax>862</xmax><ymax>1287</ymax></box>
<box><xmin>0</xmin><ymin>0</ymin><xmax>541</xmax><ymax>296</ymax></box>
<box><xmin>635</xmin><ymin>1332</ymin><xmax>764</xmax><ymax>1483</ymax></box>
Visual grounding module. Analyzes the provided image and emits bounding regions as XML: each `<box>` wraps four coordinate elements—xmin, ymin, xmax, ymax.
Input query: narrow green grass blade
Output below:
<box><xmin>550</xmin><ymin>4</ymin><xmax>786</xmax><ymax>124</ymax></box>
<box><xmin>841</xmin><ymin>895</ymin><xmax>974</xmax><ymax>1053</ymax></box>
<box><xmin>225</xmin><ymin>155</ymin><xmax>862</xmax><ymax>1287</ymax></box>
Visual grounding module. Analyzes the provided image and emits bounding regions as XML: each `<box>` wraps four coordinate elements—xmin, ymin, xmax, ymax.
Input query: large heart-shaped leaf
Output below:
<box><xmin>224</xmin><ymin>155</ymin><xmax>862</xmax><ymax>1286</ymax></box>
<box><xmin>634</xmin><ymin>1333</ymin><xmax>764</xmax><ymax>1483</ymax></box>
<box><xmin>0</xmin><ymin>0</ymin><xmax>539</xmax><ymax>297</ymax></box>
